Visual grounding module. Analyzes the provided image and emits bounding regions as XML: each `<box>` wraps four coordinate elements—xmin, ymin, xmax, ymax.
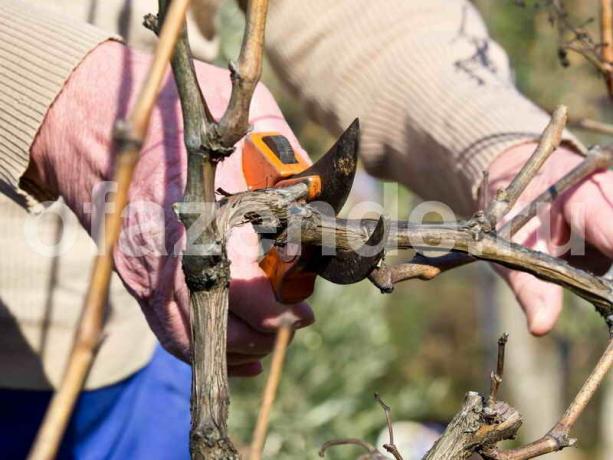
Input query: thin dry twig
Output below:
<box><xmin>488</xmin><ymin>333</ymin><xmax>509</xmax><ymax>406</ymax></box>
<box><xmin>249</xmin><ymin>315</ymin><xmax>293</xmax><ymax>460</ymax></box>
<box><xmin>375</xmin><ymin>393</ymin><xmax>403</xmax><ymax>460</ymax></box>
<box><xmin>484</xmin><ymin>105</ymin><xmax>567</xmax><ymax>227</ymax></box>
<box><xmin>26</xmin><ymin>2</ymin><xmax>193</xmax><ymax>459</ymax></box>
<box><xmin>368</xmin><ymin>253</ymin><xmax>473</xmax><ymax>291</ymax></box>
<box><xmin>216</xmin><ymin>0</ymin><xmax>269</xmax><ymax>147</ymax></box>
<box><xmin>319</xmin><ymin>439</ymin><xmax>385</xmax><ymax>459</ymax></box>
<box><xmin>569</xmin><ymin>116</ymin><xmax>613</xmax><ymax>135</ymax></box>
<box><xmin>600</xmin><ymin>0</ymin><xmax>613</xmax><ymax>97</ymax></box>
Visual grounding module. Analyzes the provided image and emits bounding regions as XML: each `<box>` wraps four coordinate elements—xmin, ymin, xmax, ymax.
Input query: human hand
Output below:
<box><xmin>485</xmin><ymin>143</ymin><xmax>613</xmax><ymax>335</ymax></box>
<box><xmin>29</xmin><ymin>41</ymin><xmax>314</xmax><ymax>375</ymax></box>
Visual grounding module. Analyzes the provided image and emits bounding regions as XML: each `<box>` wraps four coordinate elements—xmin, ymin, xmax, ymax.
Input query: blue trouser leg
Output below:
<box><xmin>0</xmin><ymin>344</ymin><xmax>191</xmax><ymax>460</ymax></box>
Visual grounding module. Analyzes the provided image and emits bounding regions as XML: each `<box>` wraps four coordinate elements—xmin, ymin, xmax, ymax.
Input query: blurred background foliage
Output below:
<box><xmin>215</xmin><ymin>1</ymin><xmax>612</xmax><ymax>458</ymax></box>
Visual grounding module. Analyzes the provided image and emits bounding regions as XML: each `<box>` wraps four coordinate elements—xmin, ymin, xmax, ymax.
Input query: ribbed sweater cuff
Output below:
<box><xmin>0</xmin><ymin>0</ymin><xmax>117</xmax><ymax>200</ymax></box>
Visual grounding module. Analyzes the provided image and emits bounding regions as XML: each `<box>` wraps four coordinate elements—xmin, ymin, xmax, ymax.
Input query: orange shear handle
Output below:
<box><xmin>242</xmin><ymin>132</ymin><xmax>319</xmax><ymax>304</ymax></box>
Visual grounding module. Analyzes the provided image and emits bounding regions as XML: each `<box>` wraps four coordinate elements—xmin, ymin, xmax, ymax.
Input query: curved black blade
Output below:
<box><xmin>318</xmin><ymin>216</ymin><xmax>388</xmax><ymax>285</ymax></box>
<box><xmin>295</xmin><ymin>118</ymin><xmax>359</xmax><ymax>214</ymax></box>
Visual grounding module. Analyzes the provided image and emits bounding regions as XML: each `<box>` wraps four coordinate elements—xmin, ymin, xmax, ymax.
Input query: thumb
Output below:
<box><xmin>496</xmin><ymin>266</ymin><xmax>563</xmax><ymax>336</ymax></box>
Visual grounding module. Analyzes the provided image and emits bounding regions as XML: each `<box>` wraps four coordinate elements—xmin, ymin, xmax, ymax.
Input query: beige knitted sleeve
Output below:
<box><xmin>266</xmin><ymin>0</ymin><xmax>583</xmax><ymax>216</ymax></box>
<box><xmin>0</xmin><ymin>0</ymin><xmax>115</xmax><ymax>198</ymax></box>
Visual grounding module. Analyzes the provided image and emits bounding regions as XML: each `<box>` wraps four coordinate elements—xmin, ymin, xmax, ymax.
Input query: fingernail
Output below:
<box><xmin>528</xmin><ymin>305</ymin><xmax>552</xmax><ymax>336</ymax></box>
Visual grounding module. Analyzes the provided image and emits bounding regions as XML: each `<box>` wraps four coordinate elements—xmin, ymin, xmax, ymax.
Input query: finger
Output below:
<box><xmin>562</xmin><ymin>170</ymin><xmax>613</xmax><ymax>259</ymax></box>
<box><xmin>227</xmin><ymin>353</ymin><xmax>268</xmax><ymax>366</ymax></box>
<box><xmin>496</xmin><ymin>266</ymin><xmax>563</xmax><ymax>336</ymax></box>
<box><xmin>227</xmin><ymin>313</ymin><xmax>277</xmax><ymax>355</ymax></box>
<box><xmin>522</xmin><ymin>182</ymin><xmax>609</xmax><ymax>273</ymax></box>
<box><xmin>495</xmin><ymin>203</ymin><xmax>565</xmax><ymax>335</ymax></box>
<box><xmin>228</xmin><ymin>362</ymin><xmax>263</xmax><ymax>378</ymax></box>
<box><xmin>226</xmin><ymin>224</ymin><xmax>262</xmax><ymax>266</ymax></box>
<box><xmin>140</xmin><ymin>255</ymin><xmax>192</xmax><ymax>363</ymax></box>
<box><xmin>563</xmin><ymin>243</ymin><xmax>611</xmax><ymax>275</ymax></box>
<box><xmin>228</xmin><ymin>227</ymin><xmax>315</xmax><ymax>332</ymax></box>
<box><xmin>229</xmin><ymin>268</ymin><xmax>315</xmax><ymax>332</ymax></box>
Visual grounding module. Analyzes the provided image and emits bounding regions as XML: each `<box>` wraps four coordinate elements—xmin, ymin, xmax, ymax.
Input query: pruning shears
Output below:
<box><xmin>242</xmin><ymin>119</ymin><xmax>387</xmax><ymax>304</ymax></box>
